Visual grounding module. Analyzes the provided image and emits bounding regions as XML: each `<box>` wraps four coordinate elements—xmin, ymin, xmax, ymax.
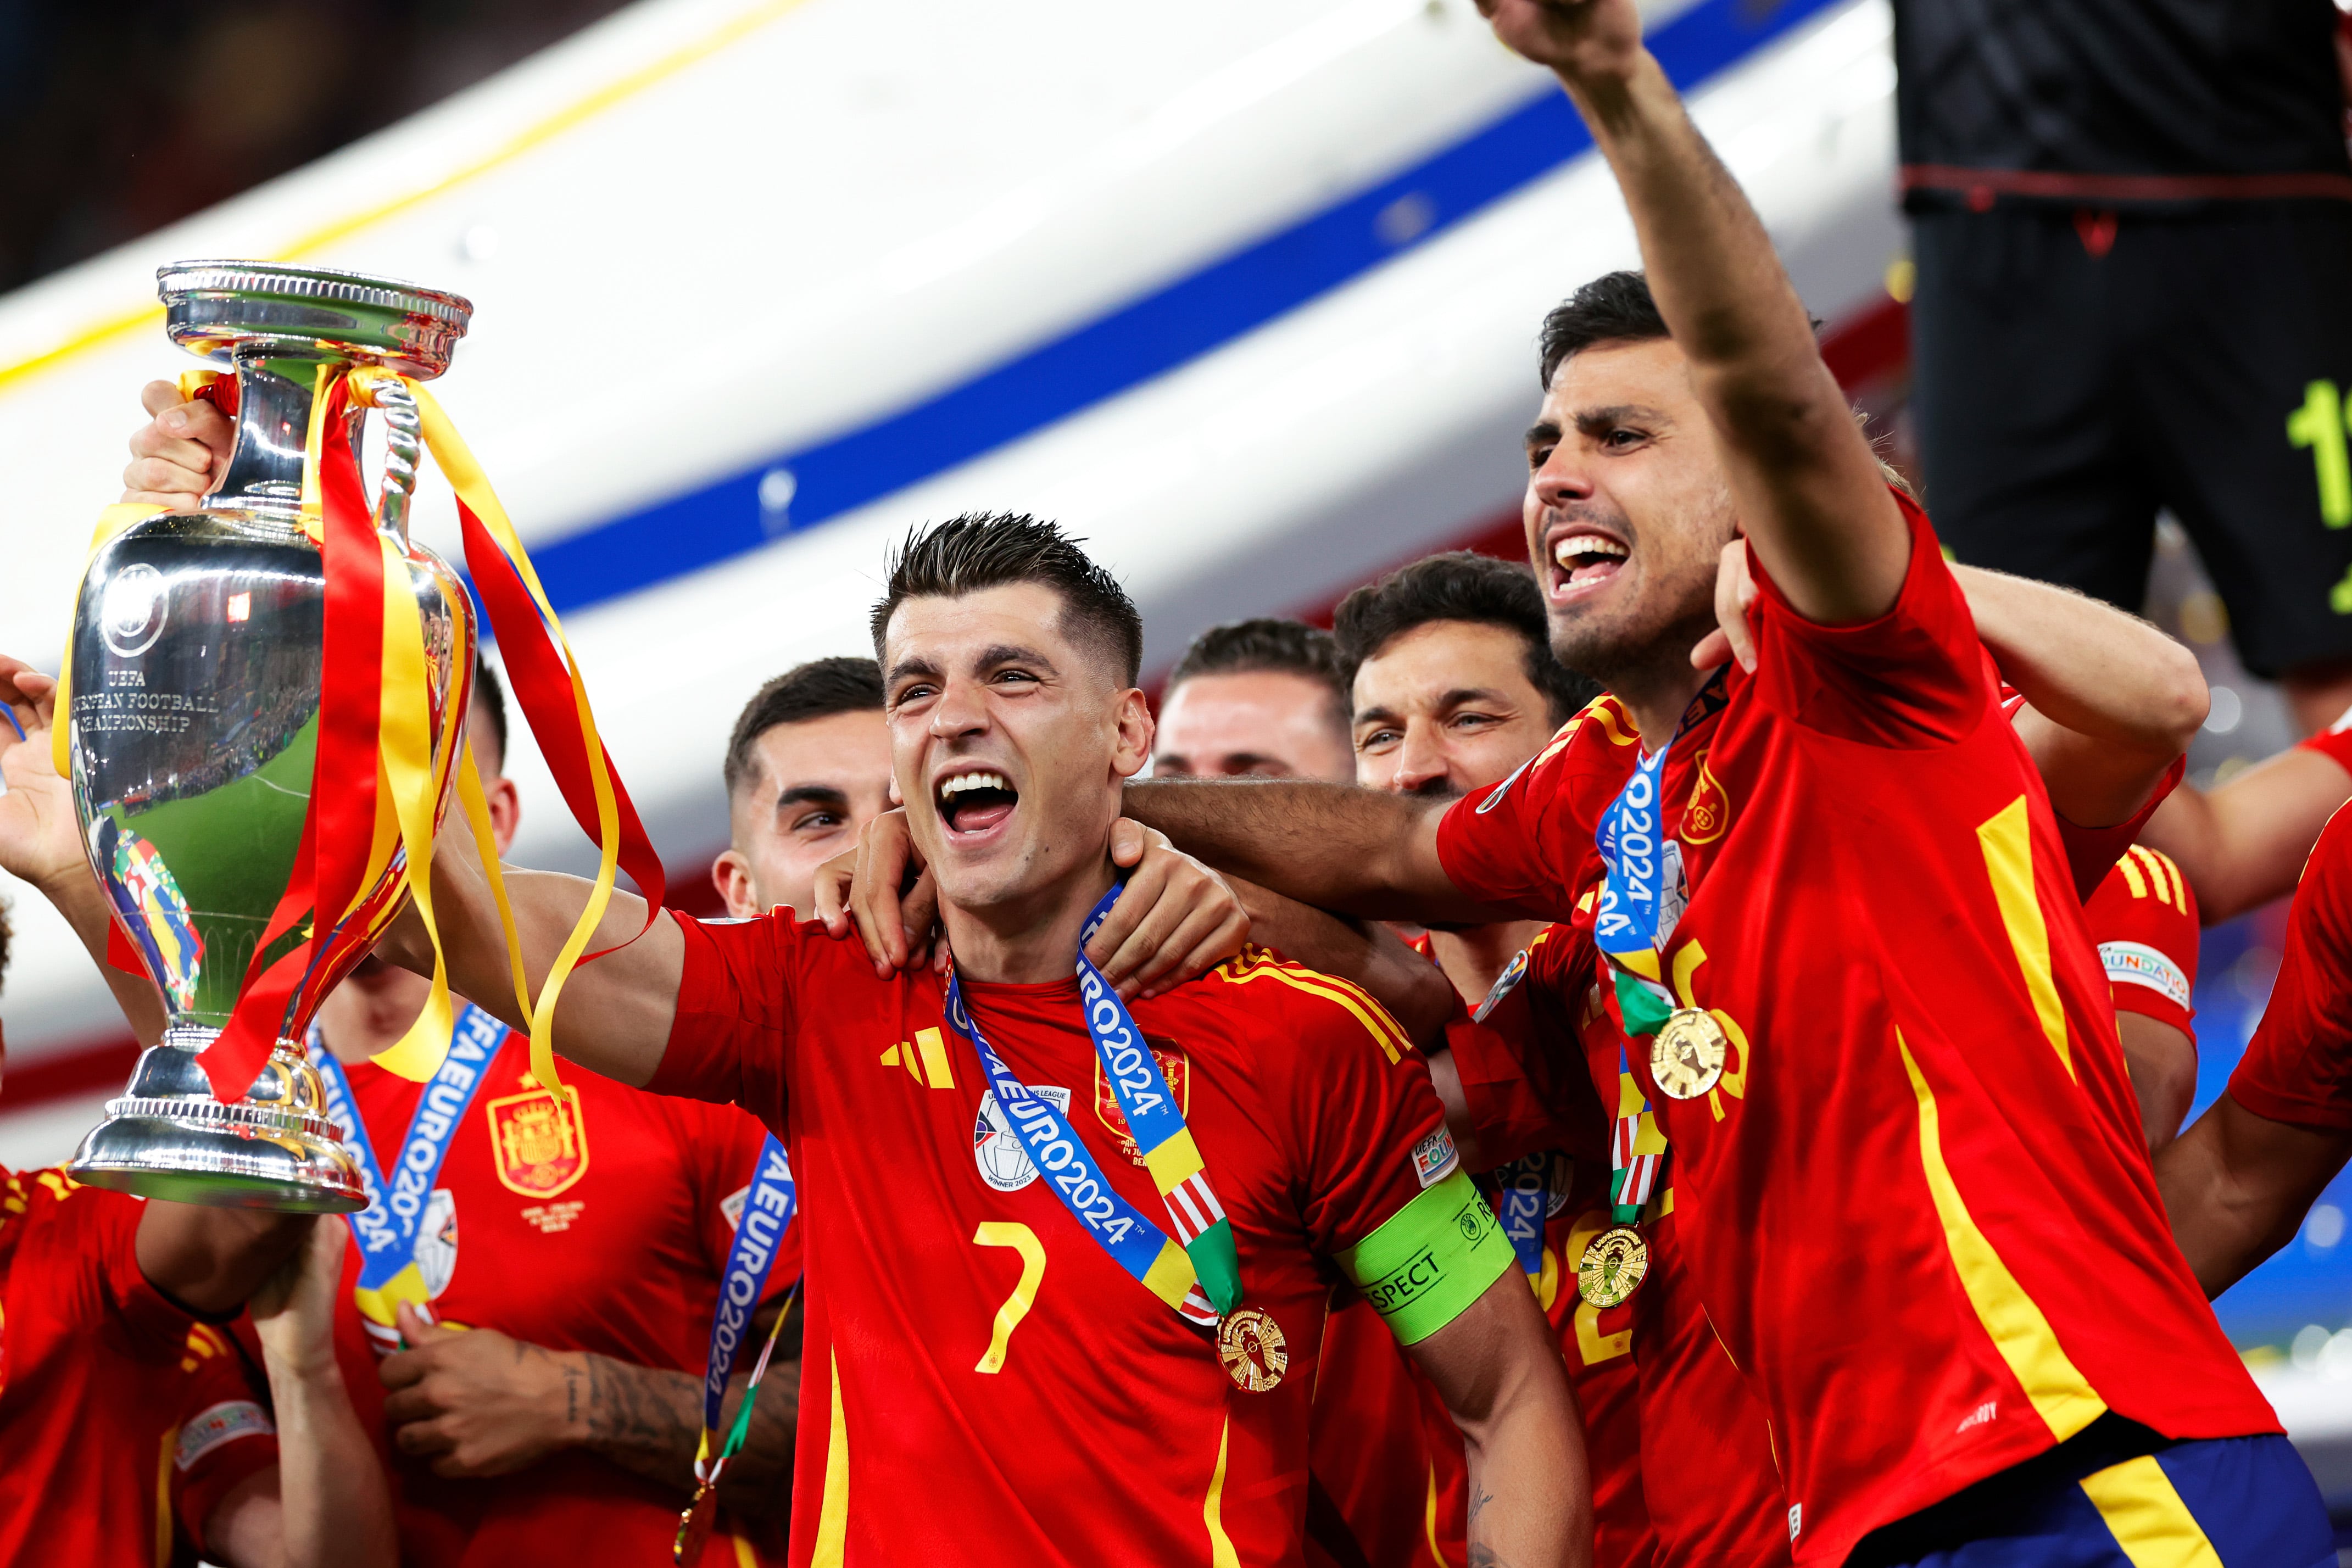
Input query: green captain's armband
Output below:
<box><xmin>1335</xmin><ymin>1168</ymin><xmax>1514</xmax><ymax>1345</ymax></box>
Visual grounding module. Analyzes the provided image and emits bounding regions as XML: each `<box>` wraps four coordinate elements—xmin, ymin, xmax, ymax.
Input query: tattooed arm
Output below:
<box><xmin>378</xmin><ymin>1300</ymin><xmax>798</xmax><ymax>1520</ymax></box>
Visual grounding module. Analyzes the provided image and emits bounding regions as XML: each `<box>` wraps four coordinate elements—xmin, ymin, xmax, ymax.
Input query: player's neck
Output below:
<box><xmin>1428</xmin><ymin>920</ymin><xmax>1547</xmax><ymax>1003</ymax></box>
<box><xmin>938</xmin><ymin>859</ymin><xmax>1121</xmax><ymax>986</ymax></box>
<box><xmin>313</xmin><ymin>968</ymin><xmax>435</xmax><ymax>1065</ymax></box>
<box><xmin>1612</xmin><ymin>651</ymin><xmax>1710</xmax><ymax>754</ymax></box>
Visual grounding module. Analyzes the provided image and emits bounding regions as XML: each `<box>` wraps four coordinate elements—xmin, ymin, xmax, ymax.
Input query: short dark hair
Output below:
<box><xmin>1538</xmin><ymin>269</ymin><xmax>1668</xmax><ymax>389</ymax></box>
<box><xmin>1333</xmin><ymin>552</ymin><xmax>1598</xmax><ymax>727</ymax></box>
<box><xmin>1166</xmin><ymin>618</ymin><xmax>1350</xmax><ymax>732</ymax></box>
<box><xmin>723</xmin><ymin>656</ymin><xmax>886</xmax><ymax>799</ymax></box>
<box><xmin>472</xmin><ymin>653</ymin><xmax>509</xmax><ymax>772</ymax></box>
<box><xmin>871</xmin><ymin>512</ymin><xmax>1142</xmax><ymax>687</ymax></box>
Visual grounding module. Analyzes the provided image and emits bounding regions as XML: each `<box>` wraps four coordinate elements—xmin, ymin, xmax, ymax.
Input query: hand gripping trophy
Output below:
<box><xmin>60</xmin><ymin>263</ymin><xmax>483</xmax><ymax>1211</ymax></box>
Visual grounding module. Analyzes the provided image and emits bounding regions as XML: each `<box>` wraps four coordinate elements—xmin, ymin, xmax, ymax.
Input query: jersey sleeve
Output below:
<box><xmin>2050</xmin><ymin>756</ymin><xmax>2186</xmax><ymax>904</ymax></box>
<box><xmin>2230</xmin><ymin>805</ymin><xmax>2352</xmax><ymax>1130</ymax></box>
<box><xmin>685</xmin><ymin>1101</ymin><xmax>805</xmax><ymax>1298</ymax></box>
<box><xmin>2085</xmin><ymin>847</ymin><xmax>2200</xmax><ymax>1037</ymax></box>
<box><xmin>76</xmin><ymin>1178</ymin><xmax>211</xmax><ymax>1357</ymax></box>
<box><xmin>2299</xmin><ymin>702</ymin><xmax>2352</xmax><ymax>777</ymax></box>
<box><xmin>1446</xmin><ymin>929</ymin><xmax>1602</xmax><ymax>1170</ymax></box>
<box><xmin>1434</xmin><ymin>701</ymin><xmax>1626</xmax><ymax>921</ymax></box>
<box><xmin>1744</xmin><ymin>491</ymin><xmax>1989</xmax><ymax>747</ymax></box>
<box><xmin>1265</xmin><ymin>969</ymin><xmax>1516</xmax><ymax>1344</ymax></box>
<box><xmin>647</xmin><ymin>910</ymin><xmax>807</xmax><ymax>1132</ymax></box>
<box><xmin>172</xmin><ymin>1326</ymin><xmax>280</xmax><ymax>1559</ymax></box>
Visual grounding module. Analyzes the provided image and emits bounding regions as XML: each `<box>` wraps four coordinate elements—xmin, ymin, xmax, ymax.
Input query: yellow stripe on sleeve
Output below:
<box><xmin>1216</xmin><ymin>959</ymin><xmax>1412</xmax><ymax>1063</ymax></box>
<box><xmin>2117</xmin><ymin>850</ymin><xmax>2150</xmax><ymax>900</ymax></box>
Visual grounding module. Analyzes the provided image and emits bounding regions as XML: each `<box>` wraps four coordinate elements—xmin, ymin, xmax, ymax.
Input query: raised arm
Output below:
<box><xmin>0</xmin><ymin>656</ymin><xmax>169</xmax><ymax>1045</ymax></box>
<box><xmin>2157</xmin><ymin>1093</ymin><xmax>2352</xmax><ymax>1297</ymax></box>
<box><xmin>1960</xmin><ymin>565</ymin><xmax>2204</xmax><ymax>827</ymax></box>
<box><xmin>1487</xmin><ymin>0</ymin><xmax>1906</xmax><ymax>622</ymax></box>
<box><xmin>373</xmin><ymin>822</ymin><xmax>684</xmax><ymax>1089</ymax></box>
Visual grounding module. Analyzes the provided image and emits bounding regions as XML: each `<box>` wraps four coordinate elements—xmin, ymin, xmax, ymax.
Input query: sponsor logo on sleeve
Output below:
<box><xmin>721</xmin><ymin>1184</ymin><xmax>750</xmax><ymax>1231</ymax></box>
<box><xmin>175</xmin><ymin>1400</ymin><xmax>274</xmax><ymax>1471</ymax></box>
<box><xmin>1412</xmin><ymin>1125</ymin><xmax>1459</xmax><ymax>1189</ymax></box>
<box><xmin>2099</xmin><ymin>941</ymin><xmax>2191</xmax><ymax>1009</ymax></box>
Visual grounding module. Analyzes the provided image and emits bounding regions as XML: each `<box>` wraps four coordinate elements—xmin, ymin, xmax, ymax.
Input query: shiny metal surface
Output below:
<box><xmin>66</xmin><ymin>261</ymin><xmax>477</xmax><ymax>1212</ymax></box>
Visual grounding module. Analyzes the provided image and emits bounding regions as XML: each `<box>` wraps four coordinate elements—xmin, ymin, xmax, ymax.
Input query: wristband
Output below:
<box><xmin>1336</xmin><ymin>1167</ymin><xmax>1515</xmax><ymax>1344</ymax></box>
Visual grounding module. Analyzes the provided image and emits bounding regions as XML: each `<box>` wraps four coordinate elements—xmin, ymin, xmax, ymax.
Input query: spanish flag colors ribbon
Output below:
<box><xmin>68</xmin><ymin>360</ymin><xmax>661</xmax><ymax>1103</ymax></box>
<box><xmin>348</xmin><ymin>365</ymin><xmax>667</xmax><ymax>1093</ymax></box>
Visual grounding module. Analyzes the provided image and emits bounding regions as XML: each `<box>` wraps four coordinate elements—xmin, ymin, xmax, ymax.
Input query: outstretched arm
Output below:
<box><xmin>1961</xmin><ymin>566</ymin><xmax>2205</xmax><ymax>827</ymax></box>
<box><xmin>2140</xmin><ymin>749</ymin><xmax>2352</xmax><ymax>925</ymax></box>
<box><xmin>374</xmin><ymin>823</ymin><xmax>683</xmax><ymax>1088</ymax></box>
<box><xmin>1486</xmin><ymin>0</ymin><xmax>1907</xmax><ymax>623</ymax></box>
<box><xmin>1408</xmin><ymin>1270</ymin><xmax>1590</xmax><ymax>1568</ymax></box>
<box><xmin>1119</xmin><ymin>780</ymin><xmax>1487</xmax><ymax>922</ymax></box>
<box><xmin>2157</xmin><ymin>1092</ymin><xmax>2352</xmax><ymax>1297</ymax></box>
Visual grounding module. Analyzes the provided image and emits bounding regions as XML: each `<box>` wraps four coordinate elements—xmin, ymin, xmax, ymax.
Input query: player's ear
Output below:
<box><xmin>1110</xmin><ymin>688</ymin><xmax>1153</xmax><ymax>782</ymax></box>
<box><xmin>712</xmin><ymin>850</ymin><xmax>759</xmax><ymax>920</ymax></box>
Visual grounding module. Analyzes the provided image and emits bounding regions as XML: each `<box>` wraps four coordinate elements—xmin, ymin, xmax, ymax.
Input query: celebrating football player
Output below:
<box><xmin>365</xmin><ymin>512</ymin><xmax>1588</xmax><ymax>1565</ymax></box>
<box><xmin>1049</xmin><ymin>0</ymin><xmax>2314</xmax><ymax>1558</ymax></box>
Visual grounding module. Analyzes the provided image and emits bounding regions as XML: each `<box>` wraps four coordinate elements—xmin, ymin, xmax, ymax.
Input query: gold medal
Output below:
<box><xmin>1649</xmin><ymin>1007</ymin><xmax>1728</xmax><ymax>1101</ymax></box>
<box><xmin>673</xmin><ymin>1480</ymin><xmax>717</xmax><ymax>1565</ymax></box>
<box><xmin>1216</xmin><ymin>1307</ymin><xmax>1289</xmax><ymax>1393</ymax></box>
<box><xmin>1578</xmin><ymin>1226</ymin><xmax>1650</xmax><ymax>1308</ymax></box>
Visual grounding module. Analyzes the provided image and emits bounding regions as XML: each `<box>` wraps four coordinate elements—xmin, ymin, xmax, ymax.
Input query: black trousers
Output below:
<box><xmin>1912</xmin><ymin>202</ymin><xmax>2352</xmax><ymax>678</ymax></box>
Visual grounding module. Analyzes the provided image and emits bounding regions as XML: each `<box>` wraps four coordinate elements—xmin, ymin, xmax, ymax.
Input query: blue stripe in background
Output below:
<box><xmin>530</xmin><ymin>0</ymin><xmax>1843</xmax><ymax>616</ymax></box>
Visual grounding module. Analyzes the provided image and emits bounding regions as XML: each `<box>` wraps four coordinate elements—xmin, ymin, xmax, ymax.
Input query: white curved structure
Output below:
<box><xmin>0</xmin><ymin>0</ymin><xmax>1903</xmax><ymax>1119</ymax></box>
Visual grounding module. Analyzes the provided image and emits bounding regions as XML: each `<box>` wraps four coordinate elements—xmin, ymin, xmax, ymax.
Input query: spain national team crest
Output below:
<box><xmin>1094</xmin><ymin>1041</ymin><xmax>1189</xmax><ymax>1165</ymax></box>
<box><xmin>486</xmin><ymin>1084</ymin><xmax>590</xmax><ymax>1198</ymax></box>
<box><xmin>1680</xmin><ymin>750</ymin><xmax>1730</xmax><ymax>845</ymax></box>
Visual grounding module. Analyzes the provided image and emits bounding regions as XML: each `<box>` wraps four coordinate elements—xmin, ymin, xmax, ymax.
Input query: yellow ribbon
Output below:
<box><xmin>350</xmin><ymin>366</ymin><xmax>629</xmax><ymax>1094</ymax></box>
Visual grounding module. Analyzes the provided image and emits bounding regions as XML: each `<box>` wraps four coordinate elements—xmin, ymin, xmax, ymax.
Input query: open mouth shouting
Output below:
<box><xmin>937</xmin><ymin>768</ymin><xmax>1020</xmax><ymax>839</ymax></box>
<box><xmin>1548</xmin><ymin>526</ymin><xmax>1629</xmax><ymax>602</ymax></box>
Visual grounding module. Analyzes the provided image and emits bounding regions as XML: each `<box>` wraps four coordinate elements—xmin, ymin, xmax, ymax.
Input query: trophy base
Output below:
<box><xmin>68</xmin><ymin>1030</ymin><xmax>366</xmax><ymax>1214</ymax></box>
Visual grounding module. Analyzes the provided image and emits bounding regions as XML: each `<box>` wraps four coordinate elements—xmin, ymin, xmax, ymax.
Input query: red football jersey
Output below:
<box><xmin>2086</xmin><ymin>846</ymin><xmax>2200</xmax><ymax>1038</ymax></box>
<box><xmin>1309</xmin><ymin>938</ymin><xmax>1646</xmax><ymax>1568</ymax></box>
<box><xmin>2298</xmin><ymin>701</ymin><xmax>2352</xmax><ymax>777</ymax></box>
<box><xmin>1499</xmin><ymin>928</ymin><xmax>1788</xmax><ymax>1568</ymax></box>
<box><xmin>1436</xmin><ymin>499</ymin><xmax>2275</xmax><ymax>1564</ymax></box>
<box><xmin>2230</xmin><ymin>803</ymin><xmax>2352</xmax><ymax>1129</ymax></box>
<box><xmin>0</xmin><ymin>1168</ymin><xmax>281</xmax><ymax>1567</ymax></box>
<box><xmin>652</xmin><ymin>916</ymin><xmax>1480</xmax><ymax>1567</ymax></box>
<box><xmin>319</xmin><ymin>1027</ymin><xmax>794</xmax><ymax>1566</ymax></box>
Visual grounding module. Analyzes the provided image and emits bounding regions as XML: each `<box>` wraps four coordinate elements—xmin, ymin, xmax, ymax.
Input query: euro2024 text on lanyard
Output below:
<box><xmin>674</xmin><ymin>1134</ymin><xmax>798</xmax><ymax>1565</ymax></box>
<box><xmin>942</xmin><ymin>884</ymin><xmax>1287</xmax><ymax>1393</ymax></box>
<box><xmin>1586</xmin><ymin>672</ymin><xmax>1732</xmax><ymax>1307</ymax></box>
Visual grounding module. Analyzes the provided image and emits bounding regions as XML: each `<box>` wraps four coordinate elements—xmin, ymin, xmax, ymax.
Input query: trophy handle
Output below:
<box><xmin>365</xmin><ymin>376</ymin><xmax>425</xmax><ymax>546</ymax></box>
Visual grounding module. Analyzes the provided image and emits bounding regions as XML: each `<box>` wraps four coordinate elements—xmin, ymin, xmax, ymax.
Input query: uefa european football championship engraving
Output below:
<box><xmin>64</xmin><ymin>262</ymin><xmax>478</xmax><ymax>1212</ymax></box>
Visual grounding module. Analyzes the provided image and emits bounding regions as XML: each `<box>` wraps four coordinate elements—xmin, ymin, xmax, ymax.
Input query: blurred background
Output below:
<box><xmin>1</xmin><ymin>0</ymin><xmax>2345</xmax><ymax>1519</ymax></box>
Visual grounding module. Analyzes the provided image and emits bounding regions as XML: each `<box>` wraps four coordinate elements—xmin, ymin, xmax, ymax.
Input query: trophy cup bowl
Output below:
<box><xmin>64</xmin><ymin>261</ymin><xmax>478</xmax><ymax>1212</ymax></box>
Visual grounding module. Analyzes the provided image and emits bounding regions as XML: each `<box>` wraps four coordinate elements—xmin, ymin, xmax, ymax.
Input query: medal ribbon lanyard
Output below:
<box><xmin>1467</xmin><ymin>946</ymin><xmax>1546</xmax><ymax>1282</ymax></box>
<box><xmin>675</xmin><ymin>1134</ymin><xmax>800</xmax><ymax>1565</ymax></box>
<box><xmin>1592</xmin><ymin>672</ymin><xmax>1725</xmax><ymax>1037</ymax></box>
<box><xmin>313</xmin><ymin>1003</ymin><xmax>508</xmax><ymax>1343</ymax></box>
<box><xmin>941</xmin><ymin>884</ymin><xmax>1242</xmax><ymax>1327</ymax></box>
<box><xmin>1607</xmin><ymin>1044</ymin><xmax>1665</xmax><ymax>1226</ymax></box>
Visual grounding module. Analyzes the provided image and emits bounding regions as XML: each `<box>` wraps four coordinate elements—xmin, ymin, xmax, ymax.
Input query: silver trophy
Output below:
<box><xmin>64</xmin><ymin>261</ymin><xmax>478</xmax><ymax>1212</ymax></box>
